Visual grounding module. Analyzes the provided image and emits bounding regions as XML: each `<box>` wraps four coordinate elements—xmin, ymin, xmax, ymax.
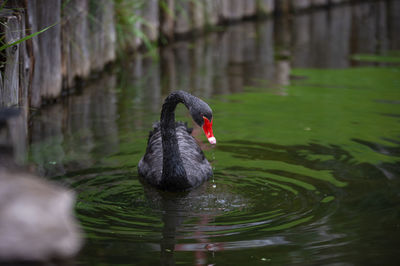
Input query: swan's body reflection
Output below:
<box><xmin>141</xmin><ymin>182</ymin><xmax>287</xmax><ymax>265</ymax></box>
<box><xmin>142</xmin><ymin>183</ymin><xmax>225</xmax><ymax>265</ymax></box>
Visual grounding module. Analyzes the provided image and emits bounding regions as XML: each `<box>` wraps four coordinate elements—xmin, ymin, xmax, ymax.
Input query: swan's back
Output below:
<box><xmin>138</xmin><ymin>122</ymin><xmax>212</xmax><ymax>189</ymax></box>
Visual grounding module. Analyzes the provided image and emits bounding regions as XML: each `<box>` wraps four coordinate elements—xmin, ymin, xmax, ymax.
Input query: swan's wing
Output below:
<box><xmin>176</xmin><ymin>124</ymin><xmax>213</xmax><ymax>187</ymax></box>
<box><xmin>138</xmin><ymin>124</ymin><xmax>163</xmax><ymax>185</ymax></box>
<box><xmin>138</xmin><ymin>122</ymin><xmax>212</xmax><ymax>188</ymax></box>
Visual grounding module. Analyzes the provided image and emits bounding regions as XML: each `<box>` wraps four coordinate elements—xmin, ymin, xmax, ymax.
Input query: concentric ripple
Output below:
<box><xmin>59</xmin><ymin>138</ymin><xmax>347</xmax><ymax>262</ymax></box>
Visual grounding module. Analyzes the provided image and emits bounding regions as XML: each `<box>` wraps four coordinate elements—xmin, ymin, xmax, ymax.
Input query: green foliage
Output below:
<box><xmin>113</xmin><ymin>0</ymin><xmax>157</xmax><ymax>57</ymax></box>
<box><xmin>0</xmin><ymin>22</ymin><xmax>57</xmax><ymax>52</ymax></box>
<box><xmin>0</xmin><ymin>0</ymin><xmax>58</xmax><ymax>53</ymax></box>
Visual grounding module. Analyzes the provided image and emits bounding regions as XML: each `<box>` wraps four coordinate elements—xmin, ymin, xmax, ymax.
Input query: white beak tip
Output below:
<box><xmin>208</xmin><ymin>137</ymin><xmax>216</xmax><ymax>145</ymax></box>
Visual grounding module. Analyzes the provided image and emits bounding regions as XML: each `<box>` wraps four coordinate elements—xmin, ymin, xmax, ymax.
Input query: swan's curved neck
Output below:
<box><xmin>160</xmin><ymin>91</ymin><xmax>192</xmax><ymax>189</ymax></box>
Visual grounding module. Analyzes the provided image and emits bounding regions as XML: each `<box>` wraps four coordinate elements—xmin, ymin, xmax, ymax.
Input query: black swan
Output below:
<box><xmin>138</xmin><ymin>91</ymin><xmax>216</xmax><ymax>191</ymax></box>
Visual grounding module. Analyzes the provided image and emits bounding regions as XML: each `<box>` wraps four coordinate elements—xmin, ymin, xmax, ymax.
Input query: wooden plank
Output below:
<box><xmin>113</xmin><ymin>0</ymin><xmax>142</xmax><ymax>51</ymax></box>
<box><xmin>1</xmin><ymin>1</ymin><xmax>29</xmax><ymax>110</ymax></box>
<box><xmin>16</xmin><ymin>8</ymin><xmax>30</xmax><ymax>112</ymax></box>
<box><xmin>220</xmin><ymin>0</ymin><xmax>244</xmax><ymax>21</ymax></box>
<box><xmin>0</xmin><ymin>2</ymin><xmax>29</xmax><ymax>160</ymax></box>
<box><xmin>257</xmin><ymin>0</ymin><xmax>275</xmax><ymax>15</ymax></box>
<box><xmin>27</xmin><ymin>0</ymin><xmax>62</xmax><ymax>107</ymax></box>
<box><xmin>88</xmin><ymin>0</ymin><xmax>116</xmax><ymax>72</ymax></box>
<box><xmin>175</xmin><ymin>0</ymin><xmax>191</xmax><ymax>35</ymax></box>
<box><xmin>142</xmin><ymin>0</ymin><xmax>159</xmax><ymax>42</ymax></box>
<box><xmin>244</xmin><ymin>0</ymin><xmax>257</xmax><ymax>18</ymax></box>
<box><xmin>61</xmin><ymin>0</ymin><xmax>90</xmax><ymax>88</ymax></box>
<box><xmin>1</xmin><ymin>14</ymin><xmax>20</xmax><ymax>107</ymax></box>
<box><xmin>191</xmin><ymin>0</ymin><xmax>205</xmax><ymax>30</ymax></box>
<box><xmin>204</xmin><ymin>0</ymin><xmax>220</xmax><ymax>26</ymax></box>
<box><xmin>160</xmin><ymin>0</ymin><xmax>175</xmax><ymax>40</ymax></box>
<box><xmin>292</xmin><ymin>0</ymin><xmax>311</xmax><ymax>11</ymax></box>
<box><xmin>130</xmin><ymin>4</ymin><xmax>143</xmax><ymax>50</ymax></box>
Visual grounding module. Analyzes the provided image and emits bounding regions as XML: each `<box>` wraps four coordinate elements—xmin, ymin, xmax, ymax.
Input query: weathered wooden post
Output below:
<box><xmin>142</xmin><ymin>0</ymin><xmax>160</xmax><ymax>42</ymax></box>
<box><xmin>1</xmin><ymin>1</ymin><xmax>29</xmax><ymax>131</ymax></box>
<box><xmin>61</xmin><ymin>0</ymin><xmax>90</xmax><ymax>89</ymax></box>
<box><xmin>87</xmin><ymin>0</ymin><xmax>116</xmax><ymax>72</ymax></box>
<box><xmin>27</xmin><ymin>0</ymin><xmax>62</xmax><ymax>107</ymax></box>
<box><xmin>257</xmin><ymin>0</ymin><xmax>275</xmax><ymax>16</ymax></box>
<box><xmin>0</xmin><ymin>11</ymin><xmax>20</xmax><ymax>107</ymax></box>
<box><xmin>191</xmin><ymin>0</ymin><xmax>205</xmax><ymax>31</ymax></box>
<box><xmin>204</xmin><ymin>0</ymin><xmax>220</xmax><ymax>26</ymax></box>
<box><xmin>244</xmin><ymin>0</ymin><xmax>257</xmax><ymax>18</ymax></box>
<box><xmin>220</xmin><ymin>0</ymin><xmax>244</xmax><ymax>22</ymax></box>
<box><xmin>113</xmin><ymin>0</ymin><xmax>143</xmax><ymax>51</ymax></box>
<box><xmin>291</xmin><ymin>0</ymin><xmax>311</xmax><ymax>12</ymax></box>
<box><xmin>173</xmin><ymin>0</ymin><xmax>206</xmax><ymax>35</ymax></box>
<box><xmin>160</xmin><ymin>0</ymin><xmax>175</xmax><ymax>41</ymax></box>
<box><xmin>175</xmin><ymin>0</ymin><xmax>191</xmax><ymax>35</ymax></box>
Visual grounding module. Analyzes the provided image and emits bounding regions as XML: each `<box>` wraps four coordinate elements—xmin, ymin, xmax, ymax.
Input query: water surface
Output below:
<box><xmin>29</xmin><ymin>2</ymin><xmax>400</xmax><ymax>265</ymax></box>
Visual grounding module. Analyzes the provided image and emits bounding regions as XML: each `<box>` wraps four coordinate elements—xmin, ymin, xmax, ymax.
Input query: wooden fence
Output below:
<box><xmin>0</xmin><ymin>0</ymin><xmax>354</xmax><ymax>109</ymax></box>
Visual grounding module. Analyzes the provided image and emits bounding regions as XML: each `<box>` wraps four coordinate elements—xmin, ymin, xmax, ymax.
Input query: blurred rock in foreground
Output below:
<box><xmin>0</xmin><ymin>108</ymin><xmax>82</xmax><ymax>262</ymax></box>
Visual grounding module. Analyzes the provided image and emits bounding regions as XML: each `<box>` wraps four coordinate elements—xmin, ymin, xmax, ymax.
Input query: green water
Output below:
<box><xmin>28</xmin><ymin>2</ymin><xmax>400</xmax><ymax>265</ymax></box>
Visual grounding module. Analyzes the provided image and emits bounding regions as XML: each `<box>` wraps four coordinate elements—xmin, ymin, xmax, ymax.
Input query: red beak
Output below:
<box><xmin>202</xmin><ymin>117</ymin><xmax>216</xmax><ymax>144</ymax></box>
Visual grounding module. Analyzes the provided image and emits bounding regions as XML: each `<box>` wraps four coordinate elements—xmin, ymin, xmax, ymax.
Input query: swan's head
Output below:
<box><xmin>189</xmin><ymin>99</ymin><xmax>216</xmax><ymax>145</ymax></box>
